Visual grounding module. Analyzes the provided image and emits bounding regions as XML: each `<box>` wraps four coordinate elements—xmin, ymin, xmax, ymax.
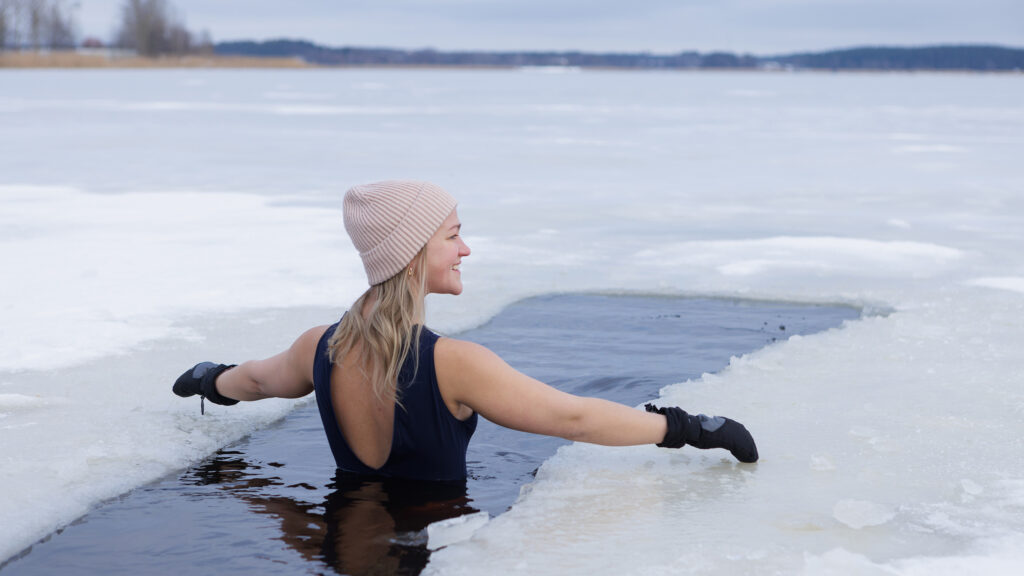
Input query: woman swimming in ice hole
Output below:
<box><xmin>173</xmin><ymin>181</ymin><xmax>758</xmax><ymax>481</ymax></box>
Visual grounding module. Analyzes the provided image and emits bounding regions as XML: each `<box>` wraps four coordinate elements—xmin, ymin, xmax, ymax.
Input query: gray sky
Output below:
<box><xmin>78</xmin><ymin>1</ymin><xmax>1023</xmax><ymax>55</ymax></box>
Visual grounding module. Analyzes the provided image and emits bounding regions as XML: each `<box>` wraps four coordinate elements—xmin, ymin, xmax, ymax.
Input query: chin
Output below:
<box><xmin>427</xmin><ymin>283</ymin><xmax>463</xmax><ymax>296</ymax></box>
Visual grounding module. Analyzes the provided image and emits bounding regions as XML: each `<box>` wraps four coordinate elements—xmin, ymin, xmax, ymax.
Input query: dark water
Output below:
<box><xmin>1</xmin><ymin>294</ymin><xmax>859</xmax><ymax>576</ymax></box>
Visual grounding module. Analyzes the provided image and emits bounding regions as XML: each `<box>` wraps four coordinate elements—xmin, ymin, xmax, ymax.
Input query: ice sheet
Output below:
<box><xmin>2</xmin><ymin>69</ymin><xmax>1023</xmax><ymax>572</ymax></box>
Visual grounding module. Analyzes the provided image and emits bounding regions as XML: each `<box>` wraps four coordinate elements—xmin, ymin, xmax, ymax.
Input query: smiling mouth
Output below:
<box><xmin>451</xmin><ymin>264</ymin><xmax>460</xmax><ymax>271</ymax></box>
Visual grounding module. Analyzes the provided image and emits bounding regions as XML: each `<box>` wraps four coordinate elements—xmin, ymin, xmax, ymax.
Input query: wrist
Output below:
<box><xmin>644</xmin><ymin>404</ymin><xmax>694</xmax><ymax>448</ymax></box>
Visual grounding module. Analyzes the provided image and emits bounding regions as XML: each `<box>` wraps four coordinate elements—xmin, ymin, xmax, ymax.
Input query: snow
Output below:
<box><xmin>427</xmin><ymin>512</ymin><xmax>491</xmax><ymax>551</ymax></box>
<box><xmin>1</xmin><ymin>68</ymin><xmax>1023</xmax><ymax>573</ymax></box>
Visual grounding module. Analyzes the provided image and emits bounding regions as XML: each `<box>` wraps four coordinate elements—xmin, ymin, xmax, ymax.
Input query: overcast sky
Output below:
<box><xmin>78</xmin><ymin>1</ymin><xmax>1023</xmax><ymax>55</ymax></box>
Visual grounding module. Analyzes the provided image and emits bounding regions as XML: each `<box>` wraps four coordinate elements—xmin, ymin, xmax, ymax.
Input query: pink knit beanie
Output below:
<box><xmin>344</xmin><ymin>180</ymin><xmax>457</xmax><ymax>285</ymax></box>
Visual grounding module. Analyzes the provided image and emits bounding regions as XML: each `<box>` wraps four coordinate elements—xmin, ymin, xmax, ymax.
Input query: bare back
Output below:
<box><xmin>330</xmin><ymin>346</ymin><xmax>396</xmax><ymax>471</ymax></box>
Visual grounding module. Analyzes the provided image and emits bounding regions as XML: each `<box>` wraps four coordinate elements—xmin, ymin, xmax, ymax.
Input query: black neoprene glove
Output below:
<box><xmin>173</xmin><ymin>362</ymin><xmax>238</xmax><ymax>414</ymax></box>
<box><xmin>645</xmin><ymin>403</ymin><xmax>759</xmax><ymax>463</ymax></box>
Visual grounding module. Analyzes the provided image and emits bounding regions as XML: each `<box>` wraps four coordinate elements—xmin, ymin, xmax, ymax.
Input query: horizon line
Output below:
<box><xmin>211</xmin><ymin>38</ymin><xmax>1024</xmax><ymax>58</ymax></box>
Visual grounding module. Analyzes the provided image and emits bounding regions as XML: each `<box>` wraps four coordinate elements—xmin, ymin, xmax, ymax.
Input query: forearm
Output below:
<box><xmin>213</xmin><ymin>360</ymin><xmax>274</xmax><ymax>401</ymax></box>
<box><xmin>569</xmin><ymin>397</ymin><xmax>667</xmax><ymax>446</ymax></box>
<box><xmin>436</xmin><ymin>338</ymin><xmax>668</xmax><ymax>446</ymax></box>
<box><xmin>215</xmin><ymin>356</ymin><xmax>312</xmax><ymax>401</ymax></box>
<box><xmin>174</xmin><ymin>326</ymin><xmax>322</xmax><ymax>408</ymax></box>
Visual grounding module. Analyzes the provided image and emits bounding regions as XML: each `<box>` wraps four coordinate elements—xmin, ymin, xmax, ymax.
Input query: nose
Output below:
<box><xmin>459</xmin><ymin>237</ymin><xmax>471</xmax><ymax>257</ymax></box>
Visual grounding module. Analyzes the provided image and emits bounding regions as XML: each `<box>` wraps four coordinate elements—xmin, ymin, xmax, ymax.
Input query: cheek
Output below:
<box><xmin>429</xmin><ymin>251</ymin><xmax>451</xmax><ymax>275</ymax></box>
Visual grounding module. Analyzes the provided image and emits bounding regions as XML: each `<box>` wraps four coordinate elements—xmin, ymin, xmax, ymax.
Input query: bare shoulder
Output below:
<box><xmin>434</xmin><ymin>336</ymin><xmax>512</xmax><ymax>419</ymax></box>
<box><xmin>288</xmin><ymin>324</ymin><xmax>332</xmax><ymax>381</ymax></box>
<box><xmin>434</xmin><ymin>337</ymin><xmax>505</xmax><ymax>390</ymax></box>
<box><xmin>295</xmin><ymin>324</ymin><xmax>331</xmax><ymax>350</ymax></box>
<box><xmin>434</xmin><ymin>335</ymin><xmax>530</xmax><ymax>397</ymax></box>
<box><xmin>434</xmin><ymin>335</ymin><xmax>485</xmax><ymax>356</ymax></box>
<box><xmin>434</xmin><ymin>336</ymin><xmax>505</xmax><ymax>373</ymax></box>
<box><xmin>434</xmin><ymin>335</ymin><xmax>585</xmax><ymax>437</ymax></box>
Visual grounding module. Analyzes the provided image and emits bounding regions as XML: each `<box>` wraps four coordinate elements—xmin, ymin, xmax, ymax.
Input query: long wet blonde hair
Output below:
<box><xmin>327</xmin><ymin>249</ymin><xmax>428</xmax><ymax>405</ymax></box>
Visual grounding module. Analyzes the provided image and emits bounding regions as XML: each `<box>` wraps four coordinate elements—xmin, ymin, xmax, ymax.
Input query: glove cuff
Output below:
<box><xmin>200</xmin><ymin>364</ymin><xmax>239</xmax><ymax>406</ymax></box>
<box><xmin>645</xmin><ymin>403</ymin><xmax>700</xmax><ymax>448</ymax></box>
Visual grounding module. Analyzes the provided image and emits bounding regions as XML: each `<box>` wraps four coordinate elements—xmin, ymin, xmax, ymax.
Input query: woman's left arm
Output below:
<box><xmin>434</xmin><ymin>337</ymin><xmax>668</xmax><ymax>446</ymax></box>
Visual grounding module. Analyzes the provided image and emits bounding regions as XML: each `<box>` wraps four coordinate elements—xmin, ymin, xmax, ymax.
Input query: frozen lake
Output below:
<box><xmin>1</xmin><ymin>68</ymin><xmax>1023</xmax><ymax>574</ymax></box>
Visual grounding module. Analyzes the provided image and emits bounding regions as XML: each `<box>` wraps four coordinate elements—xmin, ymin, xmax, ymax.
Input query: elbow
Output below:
<box><xmin>241</xmin><ymin>360</ymin><xmax>313</xmax><ymax>399</ymax></box>
<box><xmin>558</xmin><ymin>399</ymin><xmax>592</xmax><ymax>443</ymax></box>
<box><xmin>562</xmin><ymin>418</ymin><xmax>587</xmax><ymax>443</ymax></box>
<box><xmin>235</xmin><ymin>362</ymin><xmax>272</xmax><ymax>399</ymax></box>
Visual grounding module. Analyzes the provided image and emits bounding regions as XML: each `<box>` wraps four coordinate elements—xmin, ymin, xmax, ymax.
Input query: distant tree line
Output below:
<box><xmin>215</xmin><ymin>40</ymin><xmax>762</xmax><ymax>69</ymax></box>
<box><xmin>1</xmin><ymin>0</ymin><xmax>211</xmax><ymax>55</ymax></box>
<box><xmin>217</xmin><ymin>39</ymin><xmax>1024</xmax><ymax>72</ymax></box>
<box><xmin>768</xmin><ymin>45</ymin><xmax>1024</xmax><ymax>71</ymax></box>
<box><xmin>0</xmin><ymin>0</ymin><xmax>76</xmax><ymax>50</ymax></box>
<box><xmin>115</xmin><ymin>0</ymin><xmax>212</xmax><ymax>56</ymax></box>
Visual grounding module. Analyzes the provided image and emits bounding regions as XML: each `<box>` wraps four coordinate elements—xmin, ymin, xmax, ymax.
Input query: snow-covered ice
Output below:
<box><xmin>427</xmin><ymin>511</ymin><xmax>491</xmax><ymax>551</ymax></box>
<box><xmin>1</xmin><ymin>69</ymin><xmax>1023</xmax><ymax>574</ymax></box>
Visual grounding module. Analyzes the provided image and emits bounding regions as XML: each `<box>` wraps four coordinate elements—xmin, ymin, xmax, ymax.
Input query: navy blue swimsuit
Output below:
<box><xmin>313</xmin><ymin>322</ymin><xmax>478</xmax><ymax>482</ymax></box>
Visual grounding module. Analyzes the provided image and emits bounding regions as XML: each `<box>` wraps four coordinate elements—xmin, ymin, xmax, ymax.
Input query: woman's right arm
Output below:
<box><xmin>434</xmin><ymin>337</ymin><xmax>668</xmax><ymax>446</ymax></box>
<box><xmin>174</xmin><ymin>325</ymin><xmax>328</xmax><ymax>406</ymax></box>
<box><xmin>213</xmin><ymin>325</ymin><xmax>329</xmax><ymax>401</ymax></box>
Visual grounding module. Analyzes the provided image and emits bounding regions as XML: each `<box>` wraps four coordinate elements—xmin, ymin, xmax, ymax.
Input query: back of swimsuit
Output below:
<box><xmin>313</xmin><ymin>322</ymin><xmax>478</xmax><ymax>482</ymax></box>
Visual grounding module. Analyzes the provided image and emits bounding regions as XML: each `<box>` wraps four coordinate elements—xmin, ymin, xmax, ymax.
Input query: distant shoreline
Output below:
<box><xmin>0</xmin><ymin>52</ymin><xmax>310</xmax><ymax>69</ymax></box>
<box><xmin>212</xmin><ymin>40</ymin><xmax>1024</xmax><ymax>72</ymax></box>
<box><xmin>2</xmin><ymin>48</ymin><xmax>1023</xmax><ymax>73</ymax></box>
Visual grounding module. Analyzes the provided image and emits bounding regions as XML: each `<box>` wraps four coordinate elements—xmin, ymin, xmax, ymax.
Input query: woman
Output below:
<box><xmin>173</xmin><ymin>180</ymin><xmax>758</xmax><ymax>482</ymax></box>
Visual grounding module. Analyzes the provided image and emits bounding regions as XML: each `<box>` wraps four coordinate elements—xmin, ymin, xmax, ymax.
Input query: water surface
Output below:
<box><xmin>2</xmin><ymin>294</ymin><xmax>858</xmax><ymax>575</ymax></box>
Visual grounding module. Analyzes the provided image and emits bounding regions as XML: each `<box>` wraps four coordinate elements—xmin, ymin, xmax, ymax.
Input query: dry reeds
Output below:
<box><xmin>0</xmin><ymin>51</ymin><xmax>311</xmax><ymax>69</ymax></box>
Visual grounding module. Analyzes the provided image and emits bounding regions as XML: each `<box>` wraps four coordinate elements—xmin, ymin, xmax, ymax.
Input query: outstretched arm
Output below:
<box><xmin>435</xmin><ymin>337</ymin><xmax>758</xmax><ymax>462</ymax></box>
<box><xmin>216</xmin><ymin>325</ymin><xmax>328</xmax><ymax>400</ymax></box>
<box><xmin>434</xmin><ymin>337</ymin><xmax>667</xmax><ymax>446</ymax></box>
<box><xmin>174</xmin><ymin>325</ymin><xmax>328</xmax><ymax>405</ymax></box>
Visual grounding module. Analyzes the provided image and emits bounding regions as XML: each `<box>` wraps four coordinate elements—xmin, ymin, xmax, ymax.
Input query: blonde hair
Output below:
<box><xmin>328</xmin><ymin>249</ymin><xmax>428</xmax><ymax>405</ymax></box>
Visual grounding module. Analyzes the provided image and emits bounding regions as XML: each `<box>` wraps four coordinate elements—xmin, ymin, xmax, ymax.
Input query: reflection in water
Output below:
<box><xmin>184</xmin><ymin>451</ymin><xmax>478</xmax><ymax>576</ymax></box>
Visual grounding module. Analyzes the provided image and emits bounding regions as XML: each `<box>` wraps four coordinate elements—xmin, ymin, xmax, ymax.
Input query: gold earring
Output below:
<box><xmin>407</xmin><ymin>267</ymin><xmax>414</xmax><ymax>277</ymax></box>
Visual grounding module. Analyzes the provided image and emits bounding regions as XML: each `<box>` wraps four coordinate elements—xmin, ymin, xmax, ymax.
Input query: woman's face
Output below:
<box><xmin>423</xmin><ymin>209</ymin><xmax>471</xmax><ymax>295</ymax></box>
